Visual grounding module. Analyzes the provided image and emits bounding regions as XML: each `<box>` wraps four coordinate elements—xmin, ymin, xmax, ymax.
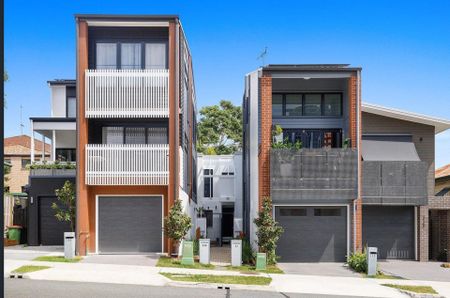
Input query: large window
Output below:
<box><xmin>283</xmin><ymin>128</ymin><xmax>342</xmax><ymax>148</ymax></box>
<box><xmin>203</xmin><ymin>169</ymin><xmax>213</xmax><ymax>198</ymax></box>
<box><xmin>56</xmin><ymin>149</ymin><xmax>76</xmax><ymax>162</ymax></box>
<box><xmin>102</xmin><ymin>126</ymin><xmax>168</xmax><ymax>145</ymax></box>
<box><xmin>95</xmin><ymin>42</ymin><xmax>167</xmax><ymax>70</ymax></box>
<box><xmin>272</xmin><ymin>93</ymin><xmax>342</xmax><ymax>117</ymax></box>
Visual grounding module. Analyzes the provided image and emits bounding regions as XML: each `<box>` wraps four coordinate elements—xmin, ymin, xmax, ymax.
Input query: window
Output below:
<box><xmin>145</xmin><ymin>43</ymin><xmax>167</xmax><ymax>69</ymax></box>
<box><xmin>96</xmin><ymin>43</ymin><xmax>117</xmax><ymax>69</ymax></box>
<box><xmin>323</xmin><ymin>94</ymin><xmax>342</xmax><ymax>116</ymax></box>
<box><xmin>102</xmin><ymin>127</ymin><xmax>124</xmax><ymax>144</ymax></box>
<box><xmin>121</xmin><ymin>43</ymin><xmax>142</xmax><ymax>69</ymax></box>
<box><xmin>21</xmin><ymin>159</ymin><xmax>31</xmax><ymax>169</ymax></box>
<box><xmin>125</xmin><ymin>127</ymin><xmax>146</xmax><ymax>144</ymax></box>
<box><xmin>204</xmin><ymin>210</ymin><xmax>213</xmax><ymax>227</ymax></box>
<box><xmin>314</xmin><ymin>208</ymin><xmax>341</xmax><ymax>216</ymax></box>
<box><xmin>283</xmin><ymin>129</ymin><xmax>342</xmax><ymax>148</ymax></box>
<box><xmin>285</xmin><ymin>94</ymin><xmax>302</xmax><ymax>116</ymax></box>
<box><xmin>4</xmin><ymin>159</ymin><xmax>11</xmax><ymax>164</ymax></box>
<box><xmin>272</xmin><ymin>94</ymin><xmax>283</xmax><ymax>117</ymax></box>
<box><xmin>280</xmin><ymin>208</ymin><xmax>307</xmax><ymax>216</ymax></box>
<box><xmin>56</xmin><ymin>149</ymin><xmax>76</xmax><ymax>162</ymax></box>
<box><xmin>67</xmin><ymin>97</ymin><xmax>76</xmax><ymax>118</ymax></box>
<box><xmin>204</xmin><ymin>169</ymin><xmax>213</xmax><ymax>198</ymax></box>
<box><xmin>304</xmin><ymin>94</ymin><xmax>322</xmax><ymax>116</ymax></box>
<box><xmin>147</xmin><ymin>127</ymin><xmax>168</xmax><ymax>144</ymax></box>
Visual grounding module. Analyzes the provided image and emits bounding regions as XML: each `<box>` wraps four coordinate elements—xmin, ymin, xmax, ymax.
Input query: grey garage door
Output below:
<box><xmin>98</xmin><ymin>196</ymin><xmax>162</xmax><ymax>254</ymax></box>
<box><xmin>363</xmin><ymin>206</ymin><xmax>414</xmax><ymax>259</ymax></box>
<box><xmin>275</xmin><ymin>206</ymin><xmax>348</xmax><ymax>262</ymax></box>
<box><xmin>39</xmin><ymin>196</ymin><xmax>71</xmax><ymax>245</ymax></box>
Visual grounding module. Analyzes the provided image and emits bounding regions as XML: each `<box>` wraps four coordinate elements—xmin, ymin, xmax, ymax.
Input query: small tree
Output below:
<box><xmin>164</xmin><ymin>199</ymin><xmax>192</xmax><ymax>246</ymax></box>
<box><xmin>254</xmin><ymin>197</ymin><xmax>284</xmax><ymax>264</ymax></box>
<box><xmin>53</xmin><ymin>180</ymin><xmax>76</xmax><ymax>232</ymax></box>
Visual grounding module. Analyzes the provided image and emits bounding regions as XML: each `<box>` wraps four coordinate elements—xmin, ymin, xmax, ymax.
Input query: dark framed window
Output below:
<box><xmin>121</xmin><ymin>43</ymin><xmax>142</xmax><ymax>69</ymax></box>
<box><xmin>283</xmin><ymin>128</ymin><xmax>342</xmax><ymax>148</ymax></box>
<box><xmin>56</xmin><ymin>149</ymin><xmax>76</xmax><ymax>162</ymax></box>
<box><xmin>204</xmin><ymin>210</ymin><xmax>213</xmax><ymax>227</ymax></box>
<box><xmin>280</xmin><ymin>208</ymin><xmax>307</xmax><ymax>216</ymax></box>
<box><xmin>204</xmin><ymin>169</ymin><xmax>213</xmax><ymax>198</ymax></box>
<box><xmin>314</xmin><ymin>208</ymin><xmax>341</xmax><ymax>216</ymax></box>
<box><xmin>96</xmin><ymin>43</ymin><xmax>117</xmax><ymax>69</ymax></box>
<box><xmin>67</xmin><ymin>97</ymin><xmax>76</xmax><ymax>118</ymax></box>
<box><xmin>102</xmin><ymin>126</ymin><xmax>168</xmax><ymax>145</ymax></box>
<box><xmin>272</xmin><ymin>93</ymin><xmax>343</xmax><ymax>118</ymax></box>
<box><xmin>21</xmin><ymin>159</ymin><xmax>31</xmax><ymax>169</ymax></box>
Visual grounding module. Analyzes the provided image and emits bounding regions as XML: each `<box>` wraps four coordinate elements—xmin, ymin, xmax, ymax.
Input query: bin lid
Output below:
<box><xmin>7</xmin><ymin>225</ymin><xmax>23</xmax><ymax>229</ymax></box>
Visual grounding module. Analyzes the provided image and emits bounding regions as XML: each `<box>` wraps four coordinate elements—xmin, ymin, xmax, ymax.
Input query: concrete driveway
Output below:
<box><xmin>379</xmin><ymin>260</ymin><xmax>450</xmax><ymax>282</ymax></box>
<box><xmin>278</xmin><ymin>262</ymin><xmax>361</xmax><ymax>277</ymax></box>
<box><xmin>81</xmin><ymin>254</ymin><xmax>160</xmax><ymax>266</ymax></box>
<box><xmin>4</xmin><ymin>245</ymin><xmax>63</xmax><ymax>261</ymax></box>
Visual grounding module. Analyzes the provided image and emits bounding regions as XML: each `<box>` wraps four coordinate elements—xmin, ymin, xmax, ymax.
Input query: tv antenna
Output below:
<box><xmin>257</xmin><ymin>46</ymin><xmax>268</xmax><ymax>67</ymax></box>
<box><xmin>20</xmin><ymin>105</ymin><xmax>24</xmax><ymax>135</ymax></box>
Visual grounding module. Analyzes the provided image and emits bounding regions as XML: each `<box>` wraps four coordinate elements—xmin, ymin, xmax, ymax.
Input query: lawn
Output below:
<box><xmin>160</xmin><ymin>273</ymin><xmax>272</xmax><ymax>285</ymax></box>
<box><xmin>364</xmin><ymin>272</ymin><xmax>403</xmax><ymax>279</ymax></box>
<box><xmin>227</xmin><ymin>264</ymin><xmax>284</xmax><ymax>274</ymax></box>
<box><xmin>156</xmin><ymin>256</ymin><xmax>215</xmax><ymax>270</ymax></box>
<box><xmin>12</xmin><ymin>265</ymin><xmax>51</xmax><ymax>274</ymax></box>
<box><xmin>382</xmin><ymin>284</ymin><xmax>438</xmax><ymax>294</ymax></box>
<box><xmin>33</xmin><ymin>256</ymin><xmax>83</xmax><ymax>263</ymax></box>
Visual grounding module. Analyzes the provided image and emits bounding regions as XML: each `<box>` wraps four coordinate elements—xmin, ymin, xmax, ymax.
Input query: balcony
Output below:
<box><xmin>270</xmin><ymin>148</ymin><xmax>358</xmax><ymax>203</ymax></box>
<box><xmin>29</xmin><ymin>162</ymin><xmax>76</xmax><ymax>177</ymax></box>
<box><xmin>85</xmin><ymin>144</ymin><xmax>169</xmax><ymax>185</ymax></box>
<box><xmin>85</xmin><ymin>69</ymin><xmax>169</xmax><ymax>118</ymax></box>
<box><xmin>362</xmin><ymin>161</ymin><xmax>428</xmax><ymax>205</ymax></box>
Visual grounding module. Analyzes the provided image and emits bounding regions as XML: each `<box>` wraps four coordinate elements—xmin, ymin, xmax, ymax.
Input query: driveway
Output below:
<box><xmin>378</xmin><ymin>260</ymin><xmax>450</xmax><ymax>282</ymax></box>
<box><xmin>4</xmin><ymin>245</ymin><xmax>63</xmax><ymax>261</ymax></box>
<box><xmin>278</xmin><ymin>262</ymin><xmax>361</xmax><ymax>277</ymax></box>
<box><xmin>81</xmin><ymin>254</ymin><xmax>160</xmax><ymax>266</ymax></box>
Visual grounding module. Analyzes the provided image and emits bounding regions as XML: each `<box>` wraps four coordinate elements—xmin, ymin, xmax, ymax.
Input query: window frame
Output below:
<box><xmin>203</xmin><ymin>169</ymin><xmax>214</xmax><ymax>198</ymax></box>
<box><xmin>272</xmin><ymin>92</ymin><xmax>343</xmax><ymax>118</ymax></box>
<box><xmin>66</xmin><ymin>97</ymin><xmax>77</xmax><ymax>118</ymax></box>
<box><xmin>101</xmin><ymin>125</ymin><xmax>168</xmax><ymax>145</ymax></box>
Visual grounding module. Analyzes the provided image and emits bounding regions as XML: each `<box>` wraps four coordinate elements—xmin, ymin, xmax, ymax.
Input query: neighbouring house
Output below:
<box><xmin>435</xmin><ymin>164</ymin><xmax>450</xmax><ymax>196</ymax></box>
<box><xmin>27</xmin><ymin>79</ymin><xmax>76</xmax><ymax>246</ymax></box>
<box><xmin>4</xmin><ymin>135</ymin><xmax>50</xmax><ymax>193</ymax></box>
<box><xmin>197</xmin><ymin>153</ymin><xmax>243</xmax><ymax>245</ymax></box>
<box><xmin>242</xmin><ymin>64</ymin><xmax>450</xmax><ymax>262</ymax></box>
<box><xmin>75</xmin><ymin>14</ymin><xmax>197</xmax><ymax>255</ymax></box>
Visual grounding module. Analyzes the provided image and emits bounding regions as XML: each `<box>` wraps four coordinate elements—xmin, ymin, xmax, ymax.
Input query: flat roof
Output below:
<box><xmin>30</xmin><ymin>117</ymin><xmax>76</xmax><ymax>122</ymax></box>
<box><xmin>263</xmin><ymin>64</ymin><xmax>362</xmax><ymax>72</ymax></box>
<box><xmin>362</xmin><ymin>102</ymin><xmax>450</xmax><ymax>134</ymax></box>
<box><xmin>47</xmin><ymin>79</ymin><xmax>76</xmax><ymax>86</ymax></box>
<box><xmin>75</xmin><ymin>14</ymin><xmax>179</xmax><ymax>21</ymax></box>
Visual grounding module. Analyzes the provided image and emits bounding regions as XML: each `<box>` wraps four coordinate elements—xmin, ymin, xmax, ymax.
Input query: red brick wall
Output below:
<box><xmin>258</xmin><ymin>75</ymin><xmax>272</xmax><ymax>208</ymax></box>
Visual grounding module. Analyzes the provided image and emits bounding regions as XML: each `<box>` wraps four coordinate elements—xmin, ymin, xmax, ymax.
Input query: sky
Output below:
<box><xmin>4</xmin><ymin>0</ymin><xmax>450</xmax><ymax>167</ymax></box>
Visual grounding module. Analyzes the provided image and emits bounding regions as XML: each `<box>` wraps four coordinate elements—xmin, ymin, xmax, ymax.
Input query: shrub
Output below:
<box><xmin>164</xmin><ymin>199</ymin><xmax>192</xmax><ymax>243</ymax></box>
<box><xmin>254</xmin><ymin>197</ymin><xmax>284</xmax><ymax>264</ymax></box>
<box><xmin>242</xmin><ymin>238</ymin><xmax>255</xmax><ymax>265</ymax></box>
<box><xmin>347</xmin><ymin>252</ymin><xmax>367</xmax><ymax>273</ymax></box>
<box><xmin>193</xmin><ymin>239</ymin><xmax>199</xmax><ymax>256</ymax></box>
<box><xmin>53</xmin><ymin>181</ymin><xmax>76</xmax><ymax>232</ymax></box>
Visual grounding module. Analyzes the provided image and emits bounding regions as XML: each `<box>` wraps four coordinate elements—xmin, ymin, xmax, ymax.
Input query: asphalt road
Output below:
<box><xmin>5</xmin><ymin>279</ymin><xmax>383</xmax><ymax>298</ymax></box>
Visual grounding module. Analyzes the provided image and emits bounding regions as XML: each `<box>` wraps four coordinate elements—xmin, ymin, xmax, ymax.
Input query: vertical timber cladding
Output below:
<box><xmin>167</xmin><ymin>20</ymin><xmax>179</xmax><ymax>254</ymax></box>
<box><xmin>258</xmin><ymin>74</ymin><xmax>272</xmax><ymax>209</ymax></box>
<box><xmin>76</xmin><ymin>19</ymin><xmax>90</xmax><ymax>256</ymax></box>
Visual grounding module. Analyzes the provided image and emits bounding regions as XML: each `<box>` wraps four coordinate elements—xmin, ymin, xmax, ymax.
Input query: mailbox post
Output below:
<box><xmin>367</xmin><ymin>247</ymin><xmax>378</xmax><ymax>276</ymax></box>
<box><xmin>64</xmin><ymin>232</ymin><xmax>75</xmax><ymax>259</ymax></box>
<box><xmin>231</xmin><ymin>239</ymin><xmax>242</xmax><ymax>267</ymax></box>
<box><xmin>199</xmin><ymin>239</ymin><xmax>210</xmax><ymax>264</ymax></box>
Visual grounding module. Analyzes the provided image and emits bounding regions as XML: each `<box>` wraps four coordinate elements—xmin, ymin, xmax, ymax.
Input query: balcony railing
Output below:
<box><xmin>85</xmin><ymin>69</ymin><xmax>169</xmax><ymax>118</ymax></box>
<box><xmin>85</xmin><ymin>144</ymin><xmax>169</xmax><ymax>185</ymax></box>
<box><xmin>362</xmin><ymin>161</ymin><xmax>428</xmax><ymax>205</ymax></box>
<box><xmin>270</xmin><ymin>148</ymin><xmax>358</xmax><ymax>202</ymax></box>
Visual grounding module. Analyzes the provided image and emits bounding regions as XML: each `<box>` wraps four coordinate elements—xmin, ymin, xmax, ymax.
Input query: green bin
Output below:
<box><xmin>7</xmin><ymin>225</ymin><xmax>23</xmax><ymax>242</ymax></box>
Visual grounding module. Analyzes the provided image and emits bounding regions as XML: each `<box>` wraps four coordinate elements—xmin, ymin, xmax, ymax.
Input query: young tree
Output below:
<box><xmin>53</xmin><ymin>180</ymin><xmax>76</xmax><ymax>232</ymax></box>
<box><xmin>254</xmin><ymin>197</ymin><xmax>284</xmax><ymax>264</ymax></box>
<box><xmin>164</xmin><ymin>199</ymin><xmax>192</xmax><ymax>249</ymax></box>
<box><xmin>197</xmin><ymin>100</ymin><xmax>242</xmax><ymax>155</ymax></box>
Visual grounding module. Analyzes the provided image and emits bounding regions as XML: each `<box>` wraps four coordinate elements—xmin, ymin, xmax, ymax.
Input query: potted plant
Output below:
<box><xmin>164</xmin><ymin>199</ymin><xmax>192</xmax><ymax>257</ymax></box>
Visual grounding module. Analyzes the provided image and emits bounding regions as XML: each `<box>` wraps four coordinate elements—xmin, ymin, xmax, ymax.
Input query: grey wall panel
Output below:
<box><xmin>98</xmin><ymin>196</ymin><xmax>162</xmax><ymax>253</ymax></box>
<box><xmin>362</xmin><ymin>206</ymin><xmax>414</xmax><ymax>259</ymax></box>
<box><xmin>39</xmin><ymin>196</ymin><xmax>72</xmax><ymax>245</ymax></box>
<box><xmin>275</xmin><ymin>206</ymin><xmax>347</xmax><ymax>262</ymax></box>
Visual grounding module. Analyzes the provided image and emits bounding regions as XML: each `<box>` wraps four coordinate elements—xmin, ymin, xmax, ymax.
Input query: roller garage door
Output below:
<box><xmin>97</xmin><ymin>196</ymin><xmax>162</xmax><ymax>254</ymax></box>
<box><xmin>39</xmin><ymin>196</ymin><xmax>71</xmax><ymax>245</ymax></box>
<box><xmin>275</xmin><ymin>206</ymin><xmax>348</xmax><ymax>262</ymax></box>
<box><xmin>363</xmin><ymin>206</ymin><xmax>415</xmax><ymax>259</ymax></box>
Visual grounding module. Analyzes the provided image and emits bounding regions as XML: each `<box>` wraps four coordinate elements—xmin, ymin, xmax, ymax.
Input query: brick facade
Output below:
<box><xmin>418</xmin><ymin>206</ymin><xmax>429</xmax><ymax>261</ymax></box>
<box><xmin>258</xmin><ymin>75</ymin><xmax>272</xmax><ymax>208</ymax></box>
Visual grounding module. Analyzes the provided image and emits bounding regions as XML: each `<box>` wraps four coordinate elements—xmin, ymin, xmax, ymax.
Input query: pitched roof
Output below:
<box><xmin>436</xmin><ymin>164</ymin><xmax>450</xmax><ymax>179</ymax></box>
<box><xmin>362</xmin><ymin>102</ymin><xmax>450</xmax><ymax>134</ymax></box>
<box><xmin>4</xmin><ymin>135</ymin><xmax>51</xmax><ymax>155</ymax></box>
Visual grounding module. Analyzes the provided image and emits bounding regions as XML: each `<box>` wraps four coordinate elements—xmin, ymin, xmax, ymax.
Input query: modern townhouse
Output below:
<box><xmin>75</xmin><ymin>15</ymin><xmax>197</xmax><ymax>255</ymax></box>
<box><xmin>197</xmin><ymin>153</ymin><xmax>243</xmax><ymax>244</ymax></box>
<box><xmin>242</xmin><ymin>64</ymin><xmax>450</xmax><ymax>262</ymax></box>
<box><xmin>27</xmin><ymin>79</ymin><xmax>77</xmax><ymax>246</ymax></box>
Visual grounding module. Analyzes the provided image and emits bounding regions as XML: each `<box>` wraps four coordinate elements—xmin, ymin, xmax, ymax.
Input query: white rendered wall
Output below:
<box><xmin>51</xmin><ymin>86</ymin><xmax>66</xmax><ymax>117</ymax></box>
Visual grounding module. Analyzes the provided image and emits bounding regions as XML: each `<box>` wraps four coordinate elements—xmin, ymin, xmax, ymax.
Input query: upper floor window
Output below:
<box><xmin>67</xmin><ymin>97</ymin><xmax>76</xmax><ymax>118</ymax></box>
<box><xmin>204</xmin><ymin>169</ymin><xmax>213</xmax><ymax>198</ymax></box>
<box><xmin>272</xmin><ymin>93</ymin><xmax>342</xmax><ymax>118</ymax></box>
<box><xmin>56</xmin><ymin>148</ymin><xmax>76</xmax><ymax>162</ymax></box>
<box><xmin>102</xmin><ymin>126</ymin><xmax>168</xmax><ymax>145</ymax></box>
<box><xmin>95</xmin><ymin>42</ymin><xmax>167</xmax><ymax>70</ymax></box>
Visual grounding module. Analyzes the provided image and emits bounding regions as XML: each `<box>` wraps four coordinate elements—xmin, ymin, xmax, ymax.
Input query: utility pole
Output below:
<box><xmin>257</xmin><ymin>46</ymin><xmax>268</xmax><ymax>67</ymax></box>
<box><xmin>20</xmin><ymin>105</ymin><xmax>24</xmax><ymax>135</ymax></box>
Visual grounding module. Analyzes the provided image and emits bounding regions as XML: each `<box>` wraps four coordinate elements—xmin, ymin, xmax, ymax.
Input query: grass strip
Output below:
<box><xmin>382</xmin><ymin>284</ymin><xmax>437</xmax><ymax>294</ymax></box>
<box><xmin>13</xmin><ymin>265</ymin><xmax>51</xmax><ymax>274</ymax></box>
<box><xmin>364</xmin><ymin>272</ymin><xmax>403</xmax><ymax>279</ymax></box>
<box><xmin>157</xmin><ymin>256</ymin><xmax>215</xmax><ymax>270</ymax></box>
<box><xmin>227</xmin><ymin>264</ymin><xmax>284</xmax><ymax>274</ymax></box>
<box><xmin>33</xmin><ymin>256</ymin><xmax>83</xmax><ymax>263</ymax></box>
<box><xmin>160</xmin><ymin>272</ymin><xmax>272</xmax><ymax>285</ymax></box>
